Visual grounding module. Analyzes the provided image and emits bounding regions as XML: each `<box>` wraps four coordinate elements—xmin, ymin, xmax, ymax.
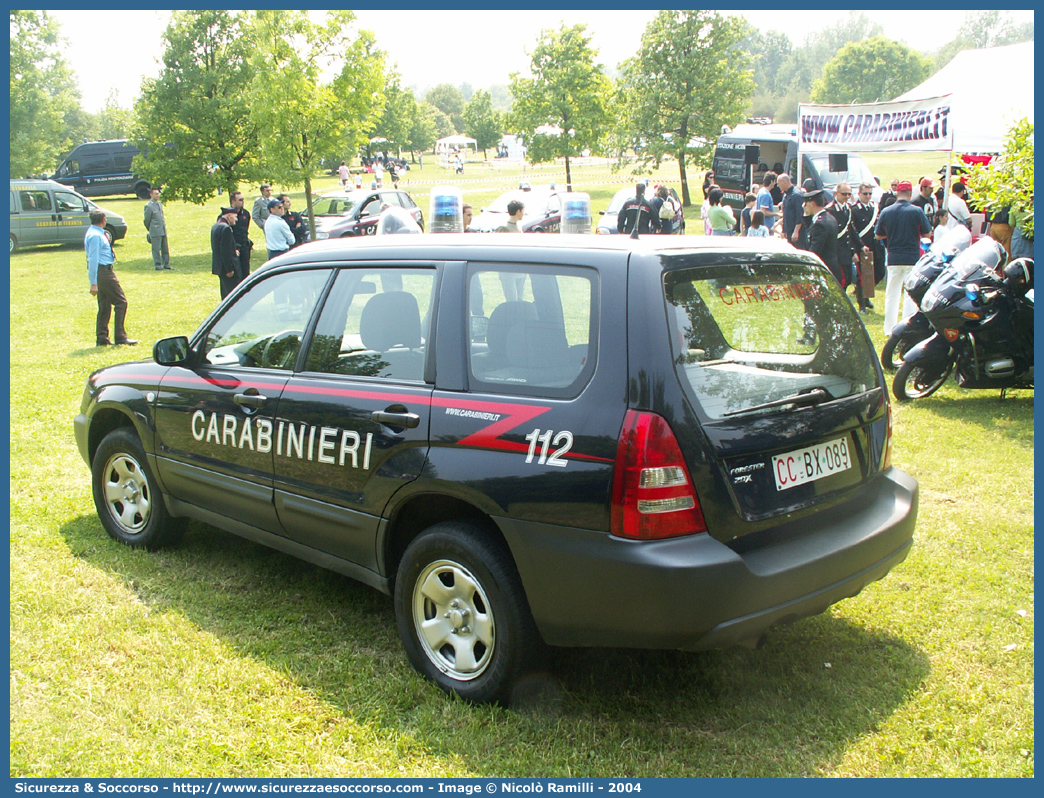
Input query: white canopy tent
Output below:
<box><xmin>894</xmin><ymin>41</ymin><xmax>1034</xmax><ymax>154</ymax></box>
<box><xmin>435</xmin><ymin>135</ymin><xmax>477</xmax><ymax>169</ymax></box>
<box><xmin>435</xmin><ymin>135</ymin><xmax>477</xmax><ymax>154</ymax></box>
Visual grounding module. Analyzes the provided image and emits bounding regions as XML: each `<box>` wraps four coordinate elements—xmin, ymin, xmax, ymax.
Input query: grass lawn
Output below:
<box><xmin>8</xmin><ymin>157</ymin><xmax>1033</xmax><ymax>778</ymax></box>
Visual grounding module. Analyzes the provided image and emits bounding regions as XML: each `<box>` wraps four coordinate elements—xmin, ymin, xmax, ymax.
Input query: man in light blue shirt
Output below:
<box><xmin>86</xmin><ymin>211</ymin><xmax>136</xmax><ymax>346</ymax></box>
<box><xmin>755</xmin><ymin>171</ymin><xmax>779</xmax><ymax>231</ymax></box>
<box><xmin>263</xmin><ymin>199</ymin><xmax>296</xmax><ymax>260</ymax></box>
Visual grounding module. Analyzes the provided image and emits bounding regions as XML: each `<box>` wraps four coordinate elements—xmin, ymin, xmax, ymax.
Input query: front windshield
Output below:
<box><xmin>808</xmin><ymin>153</ymin><xmax>875</xmax><ymax>188</ymax></box>
<box><xmin>310</xmin><ymin>195</ymin><xmax>359</xmax><ymax>217</ymax></box>
<box><xmin>664</xmin><ymin>259</ymin><xmax>878</xmax><ymax>419</ymax></box>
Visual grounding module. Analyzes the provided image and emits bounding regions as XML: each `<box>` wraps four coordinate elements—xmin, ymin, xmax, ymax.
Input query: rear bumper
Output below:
<box><xmin>499</xmin><ymin>468</ymin><xmax>917</xmax><ymax>650</ymax></box>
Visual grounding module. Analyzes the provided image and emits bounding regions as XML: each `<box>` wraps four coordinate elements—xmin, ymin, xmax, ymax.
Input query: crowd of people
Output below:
<box><xmin>698</xmin><ymin>167</ymin><xmax>1031</xmax><ymax>336</ymax></box>
<box><xmin>82</xmin><ymin>166</ymin><xmax>1031</xmax><ymax>349</ymax></box>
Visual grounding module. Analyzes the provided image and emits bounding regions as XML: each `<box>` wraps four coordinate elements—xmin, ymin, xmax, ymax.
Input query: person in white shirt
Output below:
<box><xmin>944</xmin><ymin>182</ymin><xmax>972</xmax><ymax>231</ymax></box>
<box><xmin>264</xmin><ymin>199</ymin><xmax>296</xmax><ymax>260</ymax></box>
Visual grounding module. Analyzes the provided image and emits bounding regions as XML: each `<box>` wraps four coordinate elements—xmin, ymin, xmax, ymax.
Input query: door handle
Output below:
<box><xmin>371</xmin><ymin>409</ymin><xmax>420</xmax><ymax>429</ymax></box>
<box><xmin>233</xmin><ymin>391</ymin><xmax>266</xmax><ymax>409</ymax></box>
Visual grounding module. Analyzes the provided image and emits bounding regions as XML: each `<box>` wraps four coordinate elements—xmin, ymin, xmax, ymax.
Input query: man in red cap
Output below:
<box><xmin>912</xmin><ymin>176</ymin><xmax>937</xmax><ymax>224</ymax></box>
<box><xmin>875</xmin><ymin>180</ymin><xmax>932</xmax><ymax>338</ymax></box>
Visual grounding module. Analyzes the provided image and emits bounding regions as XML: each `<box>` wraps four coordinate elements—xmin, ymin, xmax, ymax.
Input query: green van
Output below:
<box><xmin>9</xmin><ymin>179</ymin><xmax>128</xmax><ymax>254</ymax></box>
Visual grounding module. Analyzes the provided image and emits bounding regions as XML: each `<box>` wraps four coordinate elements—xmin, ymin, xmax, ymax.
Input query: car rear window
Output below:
<box><xmin>663</xmin><ymin>260</ymin><xmax>878</xmax><ymax>419</ymax></box>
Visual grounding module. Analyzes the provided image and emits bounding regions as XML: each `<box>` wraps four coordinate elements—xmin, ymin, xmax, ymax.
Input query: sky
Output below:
<box><xmin>47</xmin><ymin>8</ymin><xmax>1036</xmax><ymax>114</ymax></box>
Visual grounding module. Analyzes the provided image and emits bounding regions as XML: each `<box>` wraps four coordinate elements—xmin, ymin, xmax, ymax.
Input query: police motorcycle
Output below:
<box><xmin>881</xmin><ymin>225</ymin><xmax>972</xmax><ymax>371</ymax></box>
<box><xmin>892</xmin><ymin>239</ymin><xmax>1033</xmax><ymax>401</ymax></box>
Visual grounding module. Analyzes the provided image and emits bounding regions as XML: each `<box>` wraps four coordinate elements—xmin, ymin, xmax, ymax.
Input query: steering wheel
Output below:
<box><xmin>261</xmin><ymin>330</ymin><xmax>303</xmax><ymax>369</ymax></box>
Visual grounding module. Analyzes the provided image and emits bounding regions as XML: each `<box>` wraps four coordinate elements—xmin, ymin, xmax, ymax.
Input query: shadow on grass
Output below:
<box><xmin>896</xmin><ymin>387</ymin><xmax>1033</xmax><ymax>442</ymax></box>
<box><xmin>60</xmin><ymin>513</ymin><xmax>929</xmax><ymax>777</ymax></box>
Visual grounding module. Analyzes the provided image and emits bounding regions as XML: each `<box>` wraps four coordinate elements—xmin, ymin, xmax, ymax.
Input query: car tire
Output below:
<box><xmin>92</xmin><ymin>428</ymin><xmax>185</xmax><ymax>549</ymax></box>
<box><xmin>10</xmin><ymin>235</ymin><xmax>16</xmax><ymax>254</ymax></box>
<box><xmin>394</xmin><ymin>520</ymin><xmax>544</xmax><ymax>704</ymax></box>
<box><xmin>104</xmin><ymin>226</ymin><xmax>116</xmax><ymax>246</ymax></box>
<box><xmin>134</xmin><ymin>182</ymin><xmax>152</xmax><ymax>200</ymax></box>
<box><xmin>893</xmin><ymin>359</ymin><xmax>953</xmax><ymax>401</ymax></box>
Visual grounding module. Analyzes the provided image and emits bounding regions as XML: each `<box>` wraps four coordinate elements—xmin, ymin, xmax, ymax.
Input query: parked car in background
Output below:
<box><xmin>596</xmin><ymin>185</ymin><xmax>685</xmax><ymax>235</ymax></box>
<box><xmin>10</xmin><ymin>179</ymin><xmax>127</xmax><ymax>253</ymax></box>
<box><xmin>306</xmin><ymin>188</ymin><xmax>424</xmax><ymax>239</ymax></box>
<box><xmin>467</xmin><ymin>183</ymin><xmax>563</xmax><ymax>233</ymax></box>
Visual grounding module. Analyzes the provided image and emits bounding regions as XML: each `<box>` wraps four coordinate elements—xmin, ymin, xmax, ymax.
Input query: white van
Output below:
<box><xmin>712</xmin><ymin>124</ymin><xmax>882</xmax><ymax>213</ymax></box>
<box><xmin>10</xmin><ymin>180</ymin><xmax>128</xmax><ymax>254</ymax></box>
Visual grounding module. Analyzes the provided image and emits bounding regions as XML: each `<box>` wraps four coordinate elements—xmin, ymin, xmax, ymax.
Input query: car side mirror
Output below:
<box><xmin>154</xmin><ymin>336</ymin><xmax>191</xmax><ymax>366</ymax></box>
<box><xmin>599</xmin><ymin>210</ymin><xmax>606</xmax><ymax>215</ymax></box>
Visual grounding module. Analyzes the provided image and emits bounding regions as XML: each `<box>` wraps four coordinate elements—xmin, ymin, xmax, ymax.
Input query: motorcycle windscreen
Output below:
<box><xmin>663</xmin><ymin>260</ymin><xmax>887</xmax><ymax>523</ymax></box>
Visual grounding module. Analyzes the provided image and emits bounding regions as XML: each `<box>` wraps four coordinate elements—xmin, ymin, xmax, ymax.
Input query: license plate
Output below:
<box><xmin>772</xmin><ymin>437</ymin><xmax>852</xmax><ymax>491</ymax></box>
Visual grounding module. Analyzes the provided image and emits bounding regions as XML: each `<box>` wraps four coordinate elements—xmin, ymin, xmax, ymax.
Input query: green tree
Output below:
<box><xmin>409</xmin><ymin>102</ymin><xmax>439</xmax><ymax>161</ymax></box>
<box><xmin>373</xmin><ymin>77</ymin><xmax>416</xmax><ymax>154</ymax></box>
<box><xmin>968</xmin><ymin>118</ymin><xmax>1034</xmax><ymax>236</ymax></box>
<box><xmin>248</xmin><ymin>10</ymin><xmax>385</xmax><ymax>238</ymax></box>
<box><xmin>509</xmin><ymin>24</ymin><xmax>612</xmax><ymax>192</ymax></box>
<box><xmin>744</xmin><ymin>28</ymin><xmax>793</xmax><ymax>98</ymax></box>
<box><xmin>427</xmin><ymin>104</ymin><xmax>456</xmax><ymax>140</ymax></box>
<box><xmin>94</xmin><ymin>90</ymin><xmax>134</xmax><ymax>141</ymax></box>
<box><xmin>775</xmin><ymin>12</ymin><xmax>883</xmax><ymax>96</ymax></box>
<box><xmin>616</xmin><ymin>10</ymin><xmax>753</xmax><ymax>206</ymax></box>
<box><xmin>934</xmin><ymin>11</ymin><xmax>1034</xmax><ymax>69</ymax></box>
<box><xmin>488</xmin><ymin>84</ymin><xmax>513</xmax><ymax>113</ymax></box>
<box><xmin>133</xmin><ymin>10</ymin><xmax>261</xmax><ymax>203</ymax></box>
<box><xmin>810</xmin><ymin>36</ymin><xmax>931</xmax><ymax>104</ymax></box>
<box><xmin>463</xmin><ymin>90</ymin><xmax>501</xmax><ymax>158</ymax></box>
<box><xmin>9</xmin><ymin>10</ymin><xmax>83</xmax><ymax>178</ymax></box>
<box><xmin>425</xmin><ymin>83</ymin><xmax>466</xmax><ymax>133</ymax></box>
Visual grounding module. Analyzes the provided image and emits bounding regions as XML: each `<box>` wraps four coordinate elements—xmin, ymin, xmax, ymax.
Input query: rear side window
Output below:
<box><xmin>664</xmin><ymin>260</ymin><xmax>878</xmax><ymax>419</ymax></box>
<box><xmin>81</xmin><ymin>153</ymin><xmax>112</xmax><ymax>176</ymax></box>
<box><xmin>19</xmin><ymin>190</ymin><xmax>52</xmax><ymax>212</ymax></box>
<box><xmin>468</xmin><ymin>265</ymin><xmax>596</xmax><ymax>398</ymax></box>
<box><xmin>113</xmin><ymin>147</ymin><xmax>136</xmax><ymax>172</ymax></box>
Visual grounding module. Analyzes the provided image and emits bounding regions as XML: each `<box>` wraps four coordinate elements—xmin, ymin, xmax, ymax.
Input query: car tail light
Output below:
<box><xmin>882</xmin><ymin>401</ymin><xmax>893</xmax><ymax>471</ymax></box>
<box><xmin>611</xmin><ymin>410</ymin><xmax>707</xmax><ymax>540</ymax></box>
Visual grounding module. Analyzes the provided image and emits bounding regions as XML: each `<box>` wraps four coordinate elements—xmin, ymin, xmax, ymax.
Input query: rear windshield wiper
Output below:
<box><xmin>723</xmin><ymin>387</ymin><xmax>832</xmax><ymax>417</ymax></box>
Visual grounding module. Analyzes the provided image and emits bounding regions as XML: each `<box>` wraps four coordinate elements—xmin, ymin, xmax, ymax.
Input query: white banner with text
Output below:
<box><xmin>798</xmin><ymin>96</ymin><xmax>954</xmax><ymax>153</ymax></box>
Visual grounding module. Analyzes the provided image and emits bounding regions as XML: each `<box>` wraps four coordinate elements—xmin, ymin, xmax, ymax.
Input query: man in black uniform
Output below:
<box><xmin>279</xmin><ymin>194</ymin><xmax>308</xmax><ymax>247</ymax></box>
<box><xmin>879</xmin><ymin>178</ymin><xmax>898</xmax><ymax>212</ymax></box>
<box><xmin>849</xmin><ymin>182</ymin><xmax>881</xmax><ymax>314</ymax></box>
<box><xmin>211</xmin><ymin>206</ymin><xmax>241</xmax><ymax>299</ymax></box>
<box><xmin>617</xmin><ymin>182</ymin><xmax>656</xmax><ymax>236</ymax></box>
<box><xmin>803</xmin><ymin>186</ymin><xmax>841</xmax><ymax>284</ymax></box>
<box><xmin>827</xmin><ymin>182</ymin><xmax>858</xmax><ymax>291</ymax></box>
<box><xmin>227</xmin><ymin>190</ymin><xmax>253</xmax><ymax>283</ymax></box>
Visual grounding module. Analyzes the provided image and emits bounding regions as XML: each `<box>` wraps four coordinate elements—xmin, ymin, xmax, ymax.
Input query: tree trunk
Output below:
<box><xmin>303</xmin><ymin>174</ymin><xmax>316</xmax><ymax>241</ymax></box>
<box><xmin>678</xmin><ymin>155</ymin><xmax>691</xmax><ymax>207</ymax></box>
<box><xmin>564</xmin><ymin>156</ymin><xmax>572</xmax><ymax>193</ymax></box>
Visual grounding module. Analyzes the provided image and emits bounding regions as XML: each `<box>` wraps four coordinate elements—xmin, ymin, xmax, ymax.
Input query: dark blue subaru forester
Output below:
<box><xmin>75</xmin><ymin>234</ymin><xmax>917</xmax><ymax>703</ymax></box>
